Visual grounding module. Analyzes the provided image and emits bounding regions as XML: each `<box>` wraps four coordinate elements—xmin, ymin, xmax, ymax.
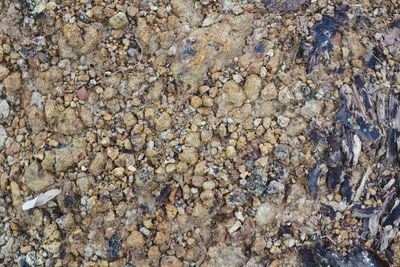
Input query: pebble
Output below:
<box><xmin>109</xmin><ymin>12</ymin><xmax>129</xmax><ymax>29</ymax></box>
<box><xmin>244</xmin><ymin>75</ymin><xmax>262</xmax><ymax>101</ymax></box>
<box><xmin>255</xmin><ymin>202</ymin><xmax>276</xmax><ymax>226</ymax></box>
<box><xmin>54</xmin><ymin>138</ymin><xmax>86</xmax><ymax>172</ymax></box>
<box><xmin>261</xmin><ymin>82</ymin><xmax>278</xmax><ymax>100</ymax></box>
<box><xmin>155</xmin><ymin>112</ymin><xmax>172</xmax><ymax>131</ymax></box>
<box><xmin>0</xmin><ymin>65</ymin><xmax>9</xmax><ymax>80</ymax></box>
<box><xmin>178</xmin><ymin>146</ymin><xmax>198</xmax><ymax>165</ymax></box>
<box><xmin>57</xmin><ymin>108</ymin><xmax>83</xmax><ymax>135</ymax></box>
<box><xmin>277</xmin><ymin>115</ymin><xmax>290</xmax><ymax>128</ymax></box>
<box><xmin>76</xmin><ymin>87</ymin><xmax>89</xmax><ymax>101</ymax></box>
<box><xmin>217</xmin><ymin>80</ymin><xmax>246</xmax><ymax>117</ymax></box>
<box><xmin>90</xmin><ymin>152</ymin><xmax>107</xmax><ymax>174</ymax></box>
<box><xmin>0</xmin><ymin>100</ymin><xmax>9</xmax><ymax>119</ymax></box>
<box><xmin>160</xmin><ymin>256</ymin><xmax>182</xmax><ymax>267</ymax></box>
<box><xmin>24</xmin><ymin>161</ymin><xmax>55</xmax><ymax>192</ymax></box>
<box><xmin>4</xmin><ymin>72</ymin><xmax>21</xmax><ymax>93</ymax></box>
<box><xmin>228</xmin><ymin>220</ymin><xmax>242</xmax><ymax>234</ymax></box>
<box><xmin>190</xmin><ymin>96</ymin><xmax>202</xmax><ymax>108</ymax></box>
<box><xmin>202</xmin><ymin>180</ymin><xmax>216</xmax><ymax>190</ymax></box>
<box><xmin>300</xmin><ymin>100</ymin><xmax>323</xmax><ymax>119</ymax></box>
<box><xmin>126</xmin><ymin>231</ymin><xmax>145</xmax><ymax>248</ymax></box>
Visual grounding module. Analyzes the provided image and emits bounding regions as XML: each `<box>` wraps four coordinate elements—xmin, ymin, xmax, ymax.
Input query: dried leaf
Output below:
<box><xmin>22</xmin><ymin>188</ymin><xmax>61</xmax><ymax>211</ymax></box>
<box><xmin>326</xmin><ymin>164</ymin><xmax>344</xmax><ymax>191</ymax></box>
<box><xmin>354</xmin><ymin>167</ymin><xmax>372</xmax><ymax>203</ymax></box>
<box><xmin>308</xmin><ymin>165</ymin><xmax>321</xmax><ymax>198</ymax></box>
<box><xmin>340</xmin><ymin>175</ymin><xmax>353</xmax><ymax>203</ymax></box>
<box><xmin>383</xmin><ymin>205</ymin><xmax>400</xmax><ymax>227</ymax></box>
<box><xmin>352</xmin><ymin>134</ymin><xmax>362</xmax><ymax>166</ymax></box>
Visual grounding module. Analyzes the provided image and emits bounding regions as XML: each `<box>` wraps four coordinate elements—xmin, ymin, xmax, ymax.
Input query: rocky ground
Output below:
<box><xmin>0</xmin><ymin>0</ymin><xmax>399</xmax><ymax>266</ymax></box>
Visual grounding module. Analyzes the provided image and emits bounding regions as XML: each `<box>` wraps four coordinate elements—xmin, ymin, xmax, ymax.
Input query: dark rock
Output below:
<box><xmin>107</xmin><ymin>233</ymin><xmax>121</xmax><ymax>260</ymax></box>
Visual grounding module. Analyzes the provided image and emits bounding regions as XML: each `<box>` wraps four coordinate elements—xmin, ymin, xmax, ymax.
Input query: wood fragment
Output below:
<box><xmin>354</xmin><ymin>167</ymin><xmax>372</xmax><ymax>203</ymax></box>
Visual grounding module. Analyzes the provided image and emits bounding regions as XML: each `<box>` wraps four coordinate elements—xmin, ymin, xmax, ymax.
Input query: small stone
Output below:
<box><xmin>112</xmin><ymin>167</ymin><xmax>125</xmax><ymax>177</ymax></box>
<box><xmin>77</xmin><ymin>176</ymin><xmax>90</xmax><ymax>192</ymax></box>
<box><xmin>109</xmin><ymin>12</ymin><xmax>129</xmax><ymax>29</ymax></box>
<box><xmin>127</xmin><ymin>6</ymin><xmax>139</xmax><ymax>17</ymax></box>
<box><xmin>255</xmin><ymin>202</ymin><xmax>276</xmax><ymax>226</ymax></box>
<box><xmin>270</xmin><ymin>246</ymin><xmax>281</xmax><ymax>254</ymax></box>
<box><xmin>103</xmin><ymin>87</ymin><xmax>117</xmax><ymax>100</ymax></box>
<box><xmin>0</xmin><ymin>65</ymin><xmax>9</xmax><ymax>80</ymax></box>
<box><xmin>28</xmin><ymin>107</ymin><xmax>46</xmax><ymax>134</ymax></box>
<box><xmin>278</xmin><ymin>87</ymin><xmax>294</xmax><ymax>104</ymax></box>
<box><xmin>155</xmin><ymin>112</ymin><xmax>172</xmax><ymax>131</ymax></box>
<box><xmin>48</xmin><ymin>140</ymin><xmax>58</xmax><ymax>147</ymax></box>
<box><xmin>277</xmin><ymin>115</ymin><xmax>290</xmax><ymax>128</ymax></box>
<box><xmin>0</xmin><ymin>99</ymin><xmax>10</xmax><ymax>119</ymax></box>
<box><xmin>202</xmin><ymin>180</ymin><xmax>216</xmax><ymax>190</ymax></box>
<box><xmin>191</xmin><ymin>175</ymin><xmax>204</xmax><ymax>187</ymax></box>
<box><xmin>24</xmin><ymin>161</ymin><xmax>55</xmax><ymax>192</ymax></box>
<box><xmin>217</xmin><ymin>80</ymin><xmax>246</xmax><ymax>117</ymax></box>
<box><xmin>342</xmin><ymin>47</ymin><xmax>350</xmax><ymax>58</ymax></box>
<box><xmin>123</xmin><ymin>112</ymin><xmax>138</xmax><ymax>129</ymax></box>
<box><xmin>76</xmin><ymin>87</ymin><xmax>89</xmax><ymax>101</ymax></box>
<box><xmin>0</xmin><ymin>125</ymin><xmax>6</xmax><ymax>149</ymax></box>
<box><xmin>232</xmin><ymin>74</ymin><xmax>243</xmax><ymax>84</ymax></box>
<box><xmin>43</xmin><ymin>224</ymin><xmax>61</xmax><ymax>254</ymax></box>
<box><xmin>165</xmin><ymin>204</ymin><xmax>178</xmax><ymax>220</ymax></box>
<box><xmin>261</xmin><ymin>83</ymin><xmax>277</xmax><ymax>100</ymax></box>
<box><xmin>190</xmin><ymin>96</ymin><xmax>202</xmax><ymax>108</ymax></box>
<box><xmin>178</xmin><ymin>146</ymin><xmax>198</xmax><ymax>165</ymax></box>
<box><xmin>79</xmin><ymin>106</ymin><xmax>93</xmax><ymax>127</ymax></box>
<box><xmin>54</xmin><ymin>138</ymin><xmax>86</xmax><ymax>172</ymax></box>
<box><xmin>160</xmin><ymin>256</ymin><xmax>182</xmax><ymax>267</ymax></box>
<box><xmin>107</xmin><ymin>147</ymin><xmax>120</xmax><ymax>161</ymax></box>
<box><xmin>244</xmin><ymin>74</ymin><xmax>262</xmax><ymax>101</ymax></box>
<box><xmin>226</xmin><ymin>145</ymin><xmax>236</xmax><ymax>158</ymax></box>
<box><xmin>126</xmin><ymin>231</ymin><xmax>145</xmax><ymax>248</ymax></box>
<box><xmin>57</xmin><ymin>108</ymin><xmax>84</xmax><ymax>135</ymax></box>
<box><xmin>300</xmin><ymin>100</ymin><xmax>323</xmax><ymax>119</ymax></box>
<box><xmin>185</xmin><ymin>132</ymin><xmax>201</xmax><ymax>147</ymax></box>
<box><xmin>148</xmin><ymin>246</ymin><xmax>160</xmax><ymax>259</ymax></box>
<box><xmin>90</xmin><ymin>152</ymin><xmax>107</xmax><ymax>174</ymax></box>
<box><xmin>228</xmin><ymin>220</ymin><xmax>242</xmax><ymax>234</ymax></box>
<box><xmin>4</xmin><ymin>72</ymin><xmax>22</xmax><ymax>93</ymax></box>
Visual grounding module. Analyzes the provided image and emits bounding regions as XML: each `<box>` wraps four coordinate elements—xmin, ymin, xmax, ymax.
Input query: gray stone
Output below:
<box><xmin>255</xmin><ymin>202</ymin><xmax>276</xmax><ymax>226</ymax></box>
<box><xmin>0</xmin><ymin>99</ymin><xmax>9</xmax><ymax>119</ymax></box>
<box><xmin>0</xmin><ymin>125</ymin><xmax>7</xmax><ymax>149</ymax></box>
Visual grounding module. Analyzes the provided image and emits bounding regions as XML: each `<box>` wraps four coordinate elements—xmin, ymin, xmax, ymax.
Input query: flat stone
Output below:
<box><xmin>54</xmin><ymin>138</ymin><xmax>87</xmax><ymax>172</ymax></box>
<box><xmin>300</xmin><ymin>100</ymin><xmax>323</xmax><ymax>119</ymax></box>
<box><xmin>4</xmin><ymin>72</ymin><xmax>21</xmax><ymax>93</ymax></box>
<box><xmin>178</xmin><ymin>146</ymin><xmax>199</xmax><ymax>165</ymax></box>
<box><xmin>57</xmin><ymin>108</ymin><xmax>83</xmax><ymax>135</ymax></box>
<box><xmin>244</xmin><ymin>74</ymin><xmax>262</xmax><ymax>101</ymax></box>
<box><xmin>126</xmin><ymin>231</ymin><xmax>145</xmax><ymax>248</ymax></box>
<box><xmin>90</xmin><ymin>152</ymin><xmax>107</xmax><ymax>174</ymax></box>
<box><xmin>0</xmin><ymin>99</ymin><xmax>9</xmax><ymax>119</ymax></box>
<box><xmin>109</xmin><ymin>12</ymin><xmax>128</xmax><ymax>29</ymax></box>
<box><xmin>217</xmin><ymin>80</ymin><xmax>246</xmax><ymax>117</ymax></box>
<box><xmin>0</xmin><ymin>64</ymin><xmax>9</xmax><ymax>80</ymax></box>
<box><xmin>24</xmin><ymin>161</ymin><xmax>55</xmax><ymax>192</ymax></box>
<box><xmin>160</xmin><ymin>256</ymin><xmax>182</xmax><ymax>267</ymax></box>
<box><xmin>261</xmin><ymin>82</ymin><xmax>278</xmax><ymax>100</ymax></box>
<box><xmin>255</xmin><ymin>202</ymin><xmax>276</xmax><ymax>226</ymax></box>
<box><xmin>155</xmin><ymin>112</ymin><xmax>172</xmax><ymax>131</ymax></box>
